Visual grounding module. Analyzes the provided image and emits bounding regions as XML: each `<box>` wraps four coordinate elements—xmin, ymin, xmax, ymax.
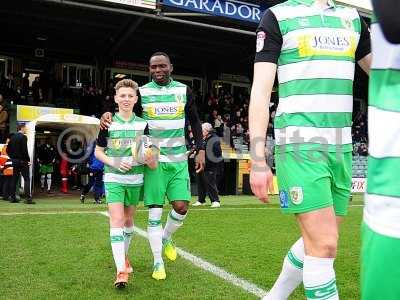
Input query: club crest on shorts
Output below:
<box><xmin>290</xmin><ymin>187</ymin><xmax>303</xmax><ymax>205</ymax></box>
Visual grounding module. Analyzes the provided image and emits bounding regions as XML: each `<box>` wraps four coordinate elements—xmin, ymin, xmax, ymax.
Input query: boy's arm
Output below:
<box><xmin>94</xmin><ymin>145</ymin><xmax>116</xmax><ymax>168</ymax></box>
<box><xmin>95</xmin><ymin>129</ymin><xmax>133</xmax><ymax>172</ymax></box>
<box><xmin>95</xmin><ymin>129</ymin><xmax>115</xmax><ymax>168</ymax></box>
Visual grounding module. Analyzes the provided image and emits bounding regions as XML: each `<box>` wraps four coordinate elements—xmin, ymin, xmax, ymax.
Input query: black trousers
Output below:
<box><xmin>82</xmin><ymin>170</ymin><xmax>104</xmax><ymax>200</ymax></box>
<box><xmin>0</xmin><ymin>128</ymin><xmax>7</xmax><ymax>144</ymax></box>
<box><xmin>2</xmin><ymin>175</ymin><xmax>13</xmax><ymax>200</ymax></box>
<box><xmin>197</xmin><ymin>169</ymin><xmax>219</xmax><ymax>203</ymax></box>
<box><xmin>10</xmin><ymin>159</ymin><xmax>31</xmax><ymax>201</ymax></box>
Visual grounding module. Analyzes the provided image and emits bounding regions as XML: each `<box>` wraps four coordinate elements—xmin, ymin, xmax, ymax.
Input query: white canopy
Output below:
<box><xmin>25</xmin><ymin>114</ymin><xmax>100</xmax><ymax>191</ymax></box>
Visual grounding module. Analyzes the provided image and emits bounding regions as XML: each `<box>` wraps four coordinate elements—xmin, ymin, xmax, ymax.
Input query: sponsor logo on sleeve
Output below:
<box><xmin>256</xmin><ymin>31</ymin><xmax>266</xmax><ymax>53</ymax></box>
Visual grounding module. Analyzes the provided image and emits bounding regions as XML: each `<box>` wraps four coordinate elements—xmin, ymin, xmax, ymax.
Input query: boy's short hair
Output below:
<box><xmin>114</xmin><ymin>79</ymin><xmax>139</xmax><ymax>92</ymax></box>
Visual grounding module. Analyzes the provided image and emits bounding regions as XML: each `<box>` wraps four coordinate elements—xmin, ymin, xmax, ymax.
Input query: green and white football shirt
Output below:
<box><xmin>364</xmin><ymin>15</ymin><xmax>400</xmax><ymax>239</ymax></box>
<box><xmin>97</xmin><ymin>113</ymin><xmax>148</xmax><ymax>186</ymax></box>
<box><xmin>255</xmin><ymin>0</ymin><xmax>370</xmax><ymax>152</ymax></box>
<box><xmin>140</xmin><ymin>80</ymin><xmax>188</xmax><ymax>163</ymax></box>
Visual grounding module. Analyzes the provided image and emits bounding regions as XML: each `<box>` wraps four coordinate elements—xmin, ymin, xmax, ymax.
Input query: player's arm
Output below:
<box><xmin>100</xmin><ymin>113</ymin><xmax>113</xmax><ymax>130</ymax></box>
<box><xmin>373</xmin><ymin>0</ymin><xmax>400</xmax><ymax>43</ymax></box>
<box><xmin>249</xmin><ymin>9</ymin><xmax>281</xmax><ymax>202</ymax></box>
<box><xmin>356</xmin><ymin>14</ymin><xmax>372</xmax><ymax>74</ymax></box>
<box><xmin>250</xmin><ymin>65</ymin><xmax>276</xmax><ymax>163</ymax></box>
<box><xmin>185</xmin><ymin>87</ymin><xmax>205</xmax><ymax>173</ymax></box>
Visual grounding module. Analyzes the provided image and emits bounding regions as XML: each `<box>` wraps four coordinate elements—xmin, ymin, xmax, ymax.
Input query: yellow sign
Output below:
<box><xmin>237</xmin><ymin>159</ymin><xmax>279</xmax><ymax>195</ymax></box>
<box><xmin>270</xmin><ymin>176</ymin><xmax>279</xmax><ymax>195</ymax></box>
<box><xmin>17</xmin><ymin>105</ymin><xmax>73</xmax><ymax>122</ymax></box>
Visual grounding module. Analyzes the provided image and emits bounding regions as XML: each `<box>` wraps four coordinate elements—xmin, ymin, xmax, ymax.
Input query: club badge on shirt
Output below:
<box><xmin>256</xmin><ymin>31</ymin><xmax>266</xmax><ymax>52</ymax></box>
<box><xmin>341</xmin><ymin>17</ymin><xmax>354</xmax><ymax>31</ymax></box>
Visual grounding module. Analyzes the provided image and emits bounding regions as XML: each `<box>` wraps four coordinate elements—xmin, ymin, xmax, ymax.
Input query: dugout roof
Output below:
<box><xmin>1</xmin><ymin>0</ymin><xmax>370</xmax><ymax>90</ymax></box>
<box><xmin>1</xmin><ymin>0</ymin><xmax>273</xmax><ymax>76</ymax></box>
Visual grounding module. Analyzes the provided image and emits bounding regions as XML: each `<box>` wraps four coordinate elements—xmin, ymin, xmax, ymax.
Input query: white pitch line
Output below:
<box><xmin>99</xmin><ymin>211</ymin><xmax>268</xmax><ymax>299</ymax></box>
<box><xmin>0</xmin><ymin>210</ymin><xmax>103</xmax><ymax>216</ymax></box>
<box><xmin>0</xmin><ymin>204</ymin><xmax>364</xmax><ymax>216</ymax></box>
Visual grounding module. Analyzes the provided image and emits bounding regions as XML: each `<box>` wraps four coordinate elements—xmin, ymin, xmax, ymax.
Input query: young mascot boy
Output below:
<box><xmin>95</xmin><ymin>79</ymin><xmax>156</xmax><ymax>288</ymax></box>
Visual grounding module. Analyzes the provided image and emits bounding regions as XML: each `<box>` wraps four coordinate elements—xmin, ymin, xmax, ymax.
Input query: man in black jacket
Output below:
<box><xmin>7</xmin><ymin>124</ymin><xmax>33</xmax><ymax>204</ymax></box>
<box><xmin>193</xmin><ymin>123</ymin><xmax>223</xmax><ymax>208</ymax></box>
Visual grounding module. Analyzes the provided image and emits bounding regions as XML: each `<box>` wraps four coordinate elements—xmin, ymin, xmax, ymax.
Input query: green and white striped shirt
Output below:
<box><xmin>97</xmin><ymin>113</ymin><xmax>148</xmax><ymax>186</ymax></box>
<box><xmin>364</xmin><ymin>15</ymin><xmax>400</xmax><ymax>238</ymax></box>
<box><xmin>140</xmin><ymin>80</ymin><xmax>188</xmax><ymax>163</ymax></box>
<box><xmin>255</xmin><ymin>0</ymin><xmax>370</xmax><ymax>152</ymax></box>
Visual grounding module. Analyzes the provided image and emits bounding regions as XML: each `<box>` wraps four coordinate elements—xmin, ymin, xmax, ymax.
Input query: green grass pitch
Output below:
<box><xmin>0</xmin><ymin>194</ymin><xmax>364</xmax><ymax>299</ymax></box>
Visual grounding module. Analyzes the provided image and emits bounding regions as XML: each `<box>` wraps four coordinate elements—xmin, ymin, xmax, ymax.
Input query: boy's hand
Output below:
<box><xmin>100</xmin><ymin>112</ymin><xmax>112</xmax><ymax>130</ymax></box>
<box><xmin>144</xmin><ymin>151</ymin><xmax>158</xmax><ymax>169</ymax></box>
<box><xmin>118</xmin><ymin>161</ymin><xmax>132</xmax><ymax>173</ymax></box>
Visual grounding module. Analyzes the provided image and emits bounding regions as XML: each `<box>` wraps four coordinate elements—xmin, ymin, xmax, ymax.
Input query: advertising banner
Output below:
<box><xmin>352</xmin><ymin>178</ymin><xmax>366</xmax><ymax>193</ymax></box>
<box><xmin>163</xmin><ymin>0</ymin><xmax>265</xmax><ymax>23</ymax></box>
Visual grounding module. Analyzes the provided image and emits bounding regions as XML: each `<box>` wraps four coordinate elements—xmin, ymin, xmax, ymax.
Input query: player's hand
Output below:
<box><xmin>100</xmin><ymin>112</ymin><xmax>112</xmax><ymax>130</ymax></box>
<box><xmin>250</xmin><ymin>160</ymin><xmax>274</xmax><ymax>203</ymax></box>
<box><xmin>118</xmin><ymin>161</ymin><xmax>132</xmax><ymax>173</ymax></box>
<box><xmin>195</xmin><ymin>150</ymin><xmax>205</xmax><ymax>173</ymax></box>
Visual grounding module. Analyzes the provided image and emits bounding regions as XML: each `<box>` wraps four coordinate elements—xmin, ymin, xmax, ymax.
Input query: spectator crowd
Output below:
<box><xmin>0</xmin><ymin>72</ymin><xmax>371</xmax><ymax>201</ymax></box>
